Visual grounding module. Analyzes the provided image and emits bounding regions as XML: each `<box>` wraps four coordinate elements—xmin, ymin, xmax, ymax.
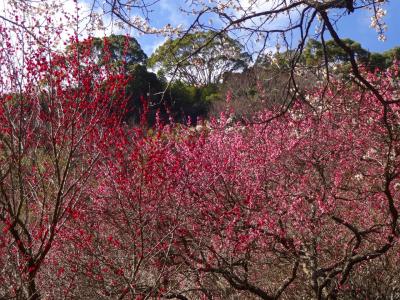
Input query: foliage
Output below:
<box><xmin>149</xmin><ymin>31</ymin><xmax>251</xmax><ymax>86</ymax></box>
<box><xmin>66</xmin><ymin>35</ymin><xmax>217</xmax><ymax>125</ymax></box>
<box><xmin>368</xmin><ymin>47</ymin><xmax>400</xmax><ymax>70</ymax></box>
<box><xmin>303</xmin><ymin>38</ymin><xmax>369</xmax><ymax>66</ymax></box>
<box><xmin>67</xmin><ymin>34</ymin><xmax>148</xmax><ymax>70</ymax></box>
<box><xmin>167</xmin><ymin>81</ymin><xmax>218</xmax><ymax>122</ymax></box>
<box><xmin>303</xmin><ymin>38</ymin><xmax>400</xmax><ymax>72</ymax></box>
<box><xmin>124</xmin><ymin>64</ymin><xmax>164</xmax><ymax>123</ymax></box>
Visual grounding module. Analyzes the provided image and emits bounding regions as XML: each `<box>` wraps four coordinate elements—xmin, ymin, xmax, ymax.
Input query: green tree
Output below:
<box><xmin>124</xmin><ymin>64</ymin><xmax>165</xmax><ymax>123</ymax></box>
<box><xmin>302</xmin><ymin>38</ymin><xmax>400</xmax><ymax>71</ymax></box>
<box><xmin>378</xmin><ymin>47</ymin><xmax>400</xmax><ymax>70</ymax></box>
<box><xmin>303</xmin><ymin>38</ymin><xmax>369</xmax><ymax>67</ymax></box>
<box><xmin>67</xmin><ymin>34</ymin><xmax>147</xmax><ymax>72</ymax></box>
<box><xmin>167</xmin><ymin>81</ymin><xmax>218</xmax><ymax>122</ymax></box>
<box><xmin>66</xmin><ymin>35</ymin><xmax>167</xmax><ymax>124</ymax></box>
<box><xmin>149</xmin><ymin>31</ymin><xmax>251</xmax><ymax>86</ymax></box>
<box><xmin>90</xmin><ymin>34</ymin><xmax>147</xmax><ymax>67</ymax></box>
<box><xmin>368</xmin><ymin>52</ymin><xmax>387</xmax><ymax>70</ymax></box>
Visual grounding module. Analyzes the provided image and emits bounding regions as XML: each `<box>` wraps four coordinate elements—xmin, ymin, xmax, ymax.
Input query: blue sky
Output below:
<box><xmin>103</xmin><ymin>0</ymin><xmax>399</xmax><ymax>56</ymax></box>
